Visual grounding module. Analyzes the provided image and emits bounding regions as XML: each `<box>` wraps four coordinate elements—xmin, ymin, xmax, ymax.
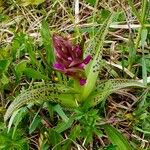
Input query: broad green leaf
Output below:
<box><xmin>4</xmin><ymin>83</ymin><xmax>78</xmax><ymax>121</ymax></box>
<box><xmin>56</xmin><ymin>94</ymin><xmax>79</xmax><ymax>108</ymax></box>
<box><xmin>103</xmin><ymin>124</ymin><xmax>133</xmax><ymax>150</ymax></box>
<box><xmin>104</xmin><ymin>144</ymin><xmax>117</xmax><ymax>150</ymax></box>
<box><xmin>23</xmin><ymin>68</ymin><xmax>49</xmax><ymax>80</ymax></box>
<box><xmin>81</xmin><ymin>13</ymin><xmax>115</xmax><ymax>100</ymax></box>
<box><xmin>87</xmin><ymin>79</ymin><xmax>145</xmax><ymax>107</ymax></box>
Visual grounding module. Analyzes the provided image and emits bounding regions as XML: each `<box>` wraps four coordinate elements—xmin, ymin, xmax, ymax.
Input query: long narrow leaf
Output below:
<box><xmin>87</xmin><ymin>79</ymin><xmax>145</xmax><ymax>107</ymax></box>
<box><xmin>41</xmin><ymin>21</ymin><xmax>54</xmax><ymax>65</ymax></box>
<box><xmin>103</xmin><ymin>124</ymin><xmax>133</xmax><ymax>150</ymax></box>
<box><xmin>4</xmin><ymin>84</ymin><xmax>79</xmax><ymax>122</ymax></box>
<box><xmin>81</xmin><ymin>13</ymin><xmax>115</xmax><ymax>100</ymax></box>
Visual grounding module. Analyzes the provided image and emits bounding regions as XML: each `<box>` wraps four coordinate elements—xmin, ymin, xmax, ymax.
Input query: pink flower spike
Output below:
<box><xmin>52</xmin><ymin>34</ymin><xmax>92</xmax><ymax>85</ymax></box>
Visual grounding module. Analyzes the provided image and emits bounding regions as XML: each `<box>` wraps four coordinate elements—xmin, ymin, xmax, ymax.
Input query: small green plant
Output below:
<box><xmin>4</xmin><ymin>18</ymin><xmax>148</xmax><ymax>150</ymax></box>
<box><xmin>4</xmin><ymin>14</ymin><xmax>147</xmax><ymax>122</ymax></box>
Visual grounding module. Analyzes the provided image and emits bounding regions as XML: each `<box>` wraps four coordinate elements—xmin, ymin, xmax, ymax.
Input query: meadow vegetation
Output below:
<box><xmin>0</xmin><ymin>0</ymin><xmax>150</xmax><ymax>149</ymax></box>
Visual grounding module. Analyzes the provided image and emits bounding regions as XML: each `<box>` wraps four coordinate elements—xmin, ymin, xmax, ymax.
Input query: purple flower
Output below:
<box><xmin>52</xmin><ymin>34</ymin><xmax>92</xmax><ymax>85</ymax></box>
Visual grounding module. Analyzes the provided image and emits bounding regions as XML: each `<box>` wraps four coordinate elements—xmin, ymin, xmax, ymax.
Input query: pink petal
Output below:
<box><xmin>73</xmin><ymin>45</ymin><xmax>82</xmax><ymax>57</ymax></box>
<box><xmin>53</xmin><ymin>63</ymin><xmax>65</xmax><ymax>71</ymax></box>
<box><xmin>78</xmin><ymin>63</ymin><xmax>85</xmax><ymax>69</ymax></box>
<box><xmin>79</xmin><ymin>79</ymin><xmax>86</xmax><ymax>85</ymax></box>
<box><xmin>83</xmin><ymin>55</ymin><xmax>92</xmax><ymax>64</ymax></box>
<box><xmin>69</xmin><ymin>59</ymin><xmax>82</xmax><ymax>67</ymax></box>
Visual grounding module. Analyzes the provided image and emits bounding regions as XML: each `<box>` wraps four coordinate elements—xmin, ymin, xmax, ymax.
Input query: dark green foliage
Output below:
<box><xmin>46</xmin><ymin>128</ymin><xmax>64</xmax><ymax>150</ymax></box>
<box><xmin>0</xmin><ymin>122</ymin><xmax>29</xmax><ymax>150</ymax></box>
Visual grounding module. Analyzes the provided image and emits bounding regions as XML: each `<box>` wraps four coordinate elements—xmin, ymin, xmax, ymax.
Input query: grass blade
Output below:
<box><xmin>103</xmin><ymin>124</ymin><xmax>133</xmax><ymax>150</ymax></box>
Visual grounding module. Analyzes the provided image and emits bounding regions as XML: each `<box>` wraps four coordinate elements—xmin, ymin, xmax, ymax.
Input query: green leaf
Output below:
<box><xmin>81</xmin><ymin>13</ymin><xmax>115</xmax><ymax>100</ymax></box>
<box><xmin>0</xmin><ymin>128</ymin><xmax>29</xmax><ymax>150</ymax></box>
<box><xmin>47</xmin><ymin>128</ymin><xmax>63</xmax><ymax>150</ymax></box>
<box><xmin>141</xmin><ymin>28</ymin><xmax>148</xmax><ymax>85</ymax></box>
<box><xmin>12</xmin><ymin>32</ymin><xmax>27</xmax><ymax>60</ymax></box>
<box><xmin>41</xmin><ymin>21</ymin><xmax>54</xmax><ymax>65</ymax></box>
<box><xmin>128</xmin><ymin>35</ymin><xmax>136</xmax><ymax>69</ymax></box>
<box><xmin>69</xmin><ymin>125</ymin><xmax>81</xmax><ymax>140</ymax></box>
<box><xmin>7</xmin><ymin>109</ymin><xmax>22</xmax><ymax>133</ymax></box>
<box><xmin>103</xmin><ymin>124</ymin><xmax>133</xmax><ymax>150</ymax></box>
<box><xmin>1</xmin><ymin>73</ymin><xmax>9</xmax><ymax>85</ymax></box>
<box><xmin>23</xmin><ymin>68</ymin><xmax>49</xmax><ymax>80</ymax></box>
<box><xmin>46</xmin><ymin>103</ymin><xmax>54</xmax><ymax>122</ymax></box>
<box><xmin>104</xmin><ymin>144</ymin><xmax>117</xmax><ymax>150</ymax></box>
<box><xmin>29</xmin><ymin>109</ymin><xmax>41</xmax><ymax>134</ymax></box>
<box><xmin>142</xmin><ymin>56</ymin><xmax>147</xmax><ymax>85</ymax></box>
<box><xmin>87</xmin><ymin>79</ymin><xmax>145</xmax><ymax>107</ymax></box>
<box><xmin>4</xmin><ymin>83</ymin><xmax>78</xmax><ymax>121</ymax></box>
<box><xmin>55</xmin><ymin>118</ymin><xmax>74</xmax><ymax>133</ymax></box>
<box><xmin>53</xmin><ymin>104</ymin><xmax>69</xmax><ymax>122</ymax></box>
<box><xmin>0</xmin><ymin>59</ymin><xmax>10</xmax><ymax>73</ymax></box>
<box><xmin>141</xmin><ymin>28</ymin><xmax>148</xmax><ymax>45</ymax></box>
<box><xmin>15</xmin><ymin>60</ymin><xmax>28</xmax><ymax>81</ymax></box>
<box><xmin>62</xmin><ymin>125</ymin><xmax>81</xmax><ymax>150</ymax></box>
<box><xmin>25</xmin><ymin>40</ymin><xmax>39</xmax><ymax>66</ymax></box>
<box><xmin>8</xmin><ymin>107</ymin><xmax>28</xmax><ymax>138</ymax></box>
<box><xmin>40</xmin><ymin>141</ymin><xmax>49</xmax><ymax>150</ymax></box>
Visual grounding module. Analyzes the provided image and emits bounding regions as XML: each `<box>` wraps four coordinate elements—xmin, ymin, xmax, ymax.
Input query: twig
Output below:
<box><xmin>75</xmin><ymin>0</ymin><xmax>79</xmax><ymax>24</ymax></box>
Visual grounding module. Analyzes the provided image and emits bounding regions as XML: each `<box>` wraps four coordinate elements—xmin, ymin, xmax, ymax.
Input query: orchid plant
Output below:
<box><xmin>4</xmin><ymin>14</ymin><xmax>146</xmax><ymax>123</ymax></box>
